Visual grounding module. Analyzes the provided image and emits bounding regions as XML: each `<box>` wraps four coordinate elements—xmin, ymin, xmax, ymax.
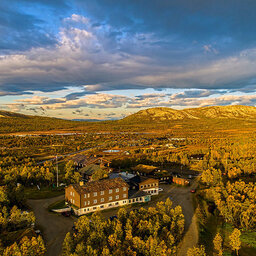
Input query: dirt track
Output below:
<box><xmin>27</xmin><ymin>195</ymin><xmax>74</xmax><ymax>256</ymax></box>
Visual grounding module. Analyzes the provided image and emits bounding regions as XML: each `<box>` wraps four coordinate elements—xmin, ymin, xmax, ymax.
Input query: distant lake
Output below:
<box><xmin>103</xmin><ymin>149</ymin><xmax>120</xmax><ymax>153</ymax></box>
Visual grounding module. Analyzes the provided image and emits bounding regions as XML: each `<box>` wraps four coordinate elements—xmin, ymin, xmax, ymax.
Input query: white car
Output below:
<box><xmin>158</xmin><ymin>188</ymin><xmax>164</xmax><ymax>192</ymax></box>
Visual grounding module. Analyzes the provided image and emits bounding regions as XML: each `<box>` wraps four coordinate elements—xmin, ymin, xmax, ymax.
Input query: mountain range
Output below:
<box><xmin>121</xmin><ymin>105</ymin><xmax>256</xmax><ymax>123</ymax></box>
<box><xmin>0</xmin><ymin>105</ymin><xmax>256</xmax><ymax>133</ymax></box>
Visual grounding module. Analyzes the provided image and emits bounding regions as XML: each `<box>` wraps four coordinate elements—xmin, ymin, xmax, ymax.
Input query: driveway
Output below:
<box><xmin>168</xmin><ymin>181</ymin><xmax>198</xmax><ymax>256</ymax></box>
<box><xmin>27</xmin><ymin>195</ymin><xmax>74</xmax><ymax>256</ymax></box>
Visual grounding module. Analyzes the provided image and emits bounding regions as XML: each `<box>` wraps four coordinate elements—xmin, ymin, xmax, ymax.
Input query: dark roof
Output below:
<box><xmin>72</xmin><ymin>177</ymin><xmax>129</xmax><ymax>194</ymax></box>
<box><xmin>109</xmin><ymin>172</ymin><xmax>136</xmax><ymax>182</ymax></box>
<box><xmin>128</xmin><ymin>189</ymin><xmax>148</xmax><ymax>199</ymax></box>
<box><xmin>70</xmin><ymin>154</ymin><xmax>110</xmax><ymax>166</ymax></box>
<box><xmin>132</xmin><ymin>164</ymin><xmax>157</xmax><ymax>174</ymax></box>
<box><xmin>128</xmin><ymin>175</ymin><xmax>151</xmax><ymax>184</ymax></box>
<box><xmin>79</xmin><ymin>164</ymin><xmax>103</xmax><ymax>175</ymax></box>
<box><xmin>70</xmin><ymin>154</ymin><xmax>89</xmax><ymax>165</ymax></box>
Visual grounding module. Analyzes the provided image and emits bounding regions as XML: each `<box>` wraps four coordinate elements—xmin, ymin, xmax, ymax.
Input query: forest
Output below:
<box><xmin>0</xmin><ymin>107</ymin><xmax>255</xmax><ymax>255</ymax></box>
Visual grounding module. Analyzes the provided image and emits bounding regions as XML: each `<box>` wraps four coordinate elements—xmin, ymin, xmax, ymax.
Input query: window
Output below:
<box><xmin>73</xmin><ymin>199</ymin><xmax>75</xmax><ymax>204</ymax></box>
<box><xmin>88</xmin><ymin>201</ymin><xmax>90</xmax><ymax>205</ymax></box>
<box><xmin>140</xmin><ymin>185</ymin><xmax>143</xmax><ymax>189</ymax></box>
<box><xmin>116</xmin><ymin>195</ymin><xmax>119</xmax><ymax>199</ymax></box>
<box><xmin>116</xmin><ymin>188</ymin><xmax>119</xmax><ymax>192</ymax></box>
<box><xmin>84</xmin><ymin>202</ymin><xmax>87</xmax><ymax>206</ymax></box>
<box><xmin>109</xmin><ymin>196</ymin><xmax>112</xmax><ymax>201</ymax></box>
<box><xmin>70</xmin><ymin>191</ymin><xmax>72</xmax><ymax>196</ymax></box>
<box><xmin>93</xmin><ymin>199</ymin><xmax>97</xmax><ymax>204</ymax></box>
<box><xmin>109</xmin><ymin>189</ymin><xmax>112</xmax><ymax>194</ymax></box>
<box><xmin>84</xmin><ymin>209</ymin><xmax>86</xmax><ymax>212</ymax></box>
<box><xmin>84</xmin><ymin>194</ymin><xmax>86</xmax><ymax>198</ymax></box>
<box><xmin>115</xmin><ymin>202</ymin><xmax>119</xmax><ymax>205</ymax></box>
<box><xmin>88</xmin><ymin>193</ymin><xmax>90</xmax><ymax>198</ymax></box>
<box><xmin>93</xmin><ymin>207</ymin><xmax>97</xmax><ymax>210</ymax></box>
<box><xmin>108</xmin><ymin>203</ymin><xmax>112</xmax><ymax>207</ymax></box>
<box><xmin>123</xmin><ymin>200</ymin><xmax>126</xmax><ymax>203</ymax></box>
<box><xmin>100</xmin><ymin>191</ymin><xmax>104</xmax><ymax>195</ymax></box>
<box><xmin>101</xmin><ymin>198</ymin><xmax>104</xmax><ymax>202</ymax></box>
<box><xmin>93</xmin><ymin>192</ymin><xmax>97</xmax><ymax>197</ymax></box>
<box><xmin>123</xmin><ymin>194</ymin><xmax>127</xmax><ymax>198</ymax></box>
<box><xmin>100</xmin><ymin>205</ymin><xmax>104</xmax><ymax>208</ymax></box>
<box><xmin>123</xmin><ymin>187</ymin><xmax>127</xmax><ymax>191</ymax></box>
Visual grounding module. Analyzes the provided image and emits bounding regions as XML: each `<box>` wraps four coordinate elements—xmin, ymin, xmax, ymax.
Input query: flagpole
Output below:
<box><xmin>56</xmin><ymin>154</ymin><xmax>59</xmax><ymax>187</ymax></box>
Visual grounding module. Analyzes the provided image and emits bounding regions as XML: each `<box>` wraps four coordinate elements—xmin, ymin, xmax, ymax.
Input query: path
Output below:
<box><xmin>27</xmin><ymin>195</ymin><xmax>74</xmax><ymax>256</ymax></box>
<box><xmin>174</xmin><ymin>180</ymin><xmax>198</xmax><ymax>256</ymax></box>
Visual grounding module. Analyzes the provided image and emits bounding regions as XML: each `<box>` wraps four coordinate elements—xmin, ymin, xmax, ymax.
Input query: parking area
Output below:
<box><xmin>27</xmin><ymin>195</ymin><xmax>75</xmax><ymax>256</ymax></box>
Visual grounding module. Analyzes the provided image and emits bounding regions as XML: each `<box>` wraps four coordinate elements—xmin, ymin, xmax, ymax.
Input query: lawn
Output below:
<box><xmin>24</xmin><ymin>186</ymin><xmax>64</xmax><ymax>199</ymax></box>
<box><xmin>48</xmin><ymin>199</ymin><xmax>67</xmax><ymax>211</ymax></box>
<box><xmin>199</xmin><ymin>215</ymin><xmax>256</xmax><ymax>256</ymax></box>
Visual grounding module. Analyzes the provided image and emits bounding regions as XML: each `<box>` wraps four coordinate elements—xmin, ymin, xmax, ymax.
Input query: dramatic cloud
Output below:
<box><xmin>7</xmin><ymin>91</ymin><xmax>256</xmax><ymax>114</ymax></box>
<box><xmin>1</xmin><ymin>1</ymin><xmax>256</xmax><ymax>118</ymax></box>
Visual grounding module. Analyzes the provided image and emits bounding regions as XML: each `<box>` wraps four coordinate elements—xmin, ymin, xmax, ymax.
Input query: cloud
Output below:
<box><xmin>17</xmin><ymin>96</ymin><xmax>65</xmax><ymax>105</ymax></box>
<box><xmin>1</xmin><ymin>3</ymin><xmax>256</xmax><ymax>101</ymax></box>
<box><xmin>0</xmin><ymin>1</ymin><xmax>60</xmax><ymax>53</ymax></box>
<box><xmin>8</xmin><ymin>91</ymin><xmax>255</xmax><ymax>113</ymax></box>
<box><xmin>170</xmin><ymin>89</ymin><xmax>226</xmax><ymax>99</ymax></box>
<box><xmin>1</xmin><ymin>14</ymin><xmax>256</xmax><ymax>97</ymax></box>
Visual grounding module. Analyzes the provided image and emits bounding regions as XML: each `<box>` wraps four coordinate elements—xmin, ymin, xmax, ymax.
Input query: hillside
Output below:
<box><xmin>0</xmin><ymin>105</ymin><xmax>256</xmax><ymax>134</ymax></box>
<box><xmin>0</xmin><ymin>110</ymin><xmax>84</xmax><ymax>133</ymax></box>
<box><xmin>121</xmin><ymin>105</ymin><xmax>256</xmax><ymax>123</ymax></box>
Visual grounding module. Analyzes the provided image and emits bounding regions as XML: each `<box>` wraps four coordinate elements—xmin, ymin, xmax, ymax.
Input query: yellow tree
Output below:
<box><xmin>229</xmin><ymin>228</ymin><xmax>241</xmax><ymax>256</ymax></box>
<box><xmin>213</xmin><ymin>232</ymin><xmax>223</xmax><ymax>256</ymax></box>
<box><xmin>3</xmin><ymin>242</ymin><xmax>21</xmax><ymax>256</ymax></box>
<box><xmin>187</xmin><ymin>245</ymin><xmax>206</xmax><ymax>256</ymax></box>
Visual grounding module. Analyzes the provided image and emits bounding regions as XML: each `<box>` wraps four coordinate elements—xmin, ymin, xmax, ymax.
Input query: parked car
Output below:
<box><xmin>158</xmin><ymin>188</ymin><xmax>164</xmax><ymax>192</ymax></box>
<box><xmin>72</xmin><ymin>225</ymin><xmax>78</xmax><ymax>234</ymax></box>
<box><xmin>190</xmin><ymin>189</ymin><xmax>196</xmax><ymax>193</ymax></box>
<box><xmin>35</xmin><ymin>230</ymin><xmax>41</xmax><ymax>236</ymax></box>
<box><xmin>62</xmin><ymin>211</ymin><xmax>71</xmax><ymax>217</ymax></box>
<box><xmin>109</xmin><ymin>215</ymin><xmax>117</xmax><ymax>221</ymax></box>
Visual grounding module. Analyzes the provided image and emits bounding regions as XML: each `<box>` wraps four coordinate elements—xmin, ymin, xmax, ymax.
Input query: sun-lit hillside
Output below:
<box><xmin>1</xmin><ymin>105</ymin><xmax>256</xmax><ymax>134</ymax></box>
<box><xmin>121</xmin><ymin>105</ymin><xmax>256</xmax><ymax>123</ymax></box>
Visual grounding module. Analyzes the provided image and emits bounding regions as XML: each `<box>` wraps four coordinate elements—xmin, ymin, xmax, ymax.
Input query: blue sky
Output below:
<box><xmin>0</xmin><ymin>0</ymin><xmax>256</xmax><ymax>120</ymax></box>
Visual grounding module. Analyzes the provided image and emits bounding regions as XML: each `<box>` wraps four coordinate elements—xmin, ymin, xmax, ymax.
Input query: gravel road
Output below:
<box><xmin>27</xmin><ymin>195</ymin><xmax>74</xmax><ymax>256</ymax></box>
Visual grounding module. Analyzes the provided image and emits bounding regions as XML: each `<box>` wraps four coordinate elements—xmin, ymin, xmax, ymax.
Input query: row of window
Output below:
<box><xmin>140</xmin><ymin>183</ymin><xmax>158</xmax><ymax>189</ymax></box>
<box><xmin>83</xmin><ymin>201</ymin><xmax>126</xmax><ymax>212</ymax></box>
<box><xmin>70</xmin><ymin>191</ymin><xmax>75</xmax><ymax>196</ymax></box>
<box><xmin>82</xmin><ymin>197</ymin><xmax>144</xmax><ymax>213</ymax></box>
<box><xmin>160</xmin><ymin>177</ymin><xmax>170</xmax><ymax>180</ymax></box>
<box><xmin>83</xmin><ymin>187</ymin><xmax>127</xmax><ymax>198</ymax></box>
<box><xmin>84</xmin><ymin>194</ymin><xmax>127</xmax><ymax>206</ymax></box>
<box><xmin>146</xmin><ymin>189</ymin><xmax>158</xmax><ymax>194</ymax></box>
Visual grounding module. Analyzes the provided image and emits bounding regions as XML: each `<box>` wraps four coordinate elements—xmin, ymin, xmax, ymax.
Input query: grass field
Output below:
<box><xmin>24</xmin><ymin>186</ymin><xmax>64</xmax><ymax>200</ymax></box>
<box><xmin>48</xmin><ymin>200</ymin><xmax>66</xmax><ymax>211</ymax></box>
<box><xmin>198</xmin><ymin>212</ymin><xmax>256</xmax><ymax>256</ymax></box>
